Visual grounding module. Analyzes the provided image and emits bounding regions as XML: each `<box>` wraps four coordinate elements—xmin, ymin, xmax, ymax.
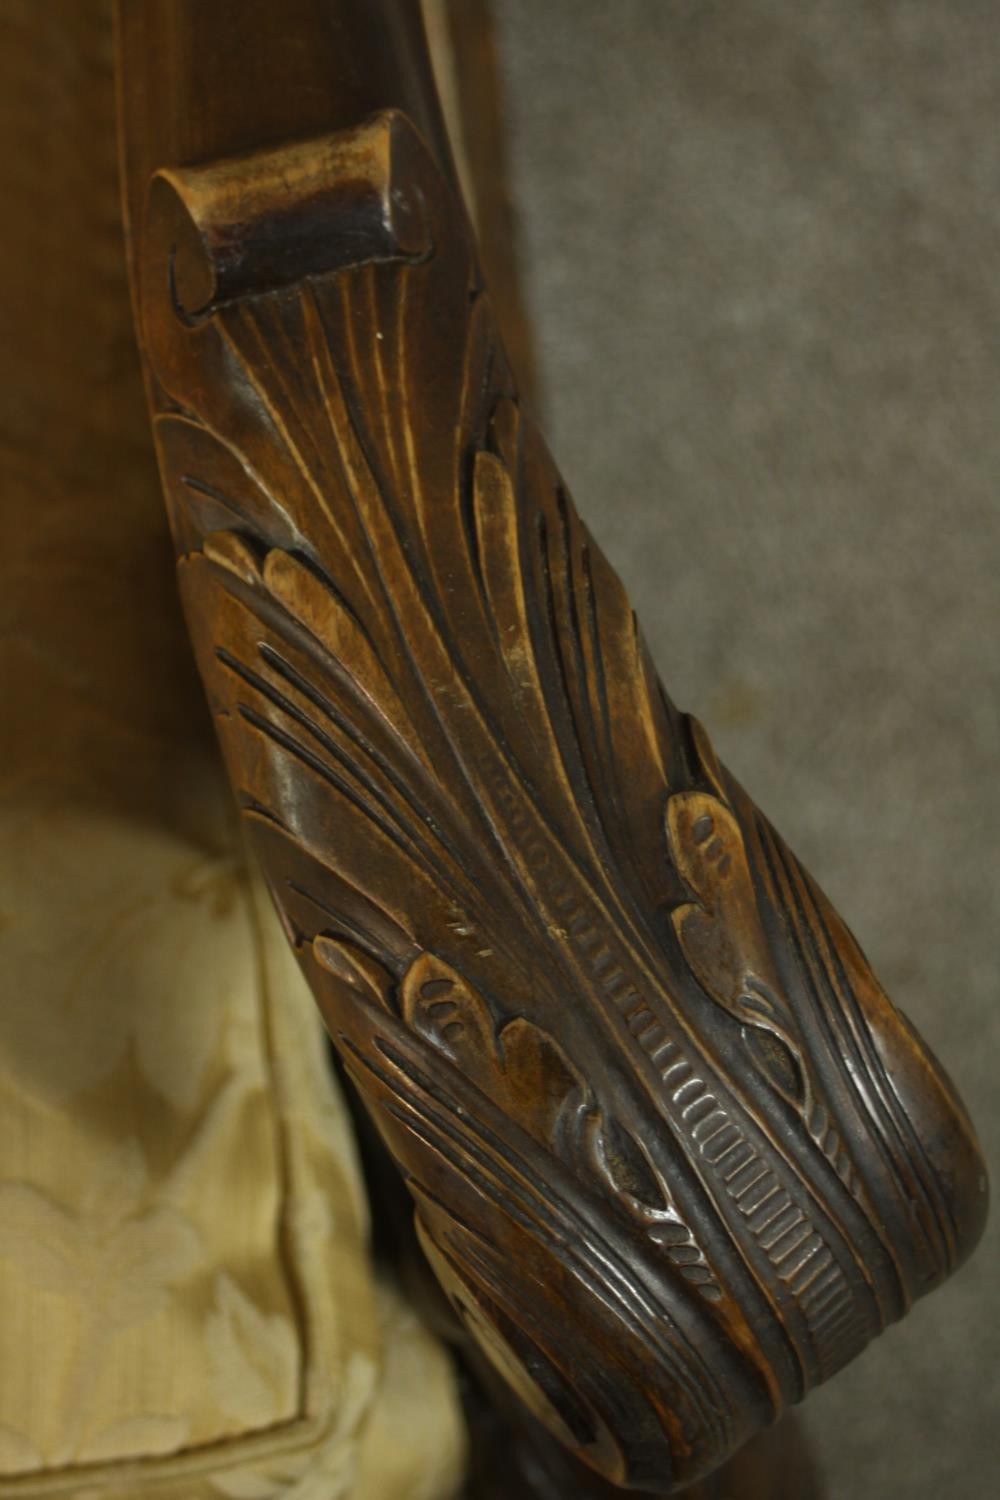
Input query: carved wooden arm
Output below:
<box><xmin>117</xmin><ymin>3</ymin><xmax>987</xmax><ymax>1490</ymax></box>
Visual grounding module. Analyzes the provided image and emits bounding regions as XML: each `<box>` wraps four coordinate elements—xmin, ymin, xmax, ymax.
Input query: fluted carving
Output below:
<box><xmin>135</xmin><ymin>109</ymin><xmax>986</xmax><ymax>1491</ymax></box>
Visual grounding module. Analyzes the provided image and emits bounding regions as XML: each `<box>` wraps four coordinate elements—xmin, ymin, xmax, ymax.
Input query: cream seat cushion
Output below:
<box><xmin>0</xmin><ymin>800</ymin><xmax>466</xmax><ymax>1500</ymax></box>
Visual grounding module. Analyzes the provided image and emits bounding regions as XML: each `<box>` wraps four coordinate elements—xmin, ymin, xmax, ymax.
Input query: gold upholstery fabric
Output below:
<box><xmin>0</xmin><ymin>2</ymin><xmax>467</xmax><ymax>1494</ymax></box>
<box><xmin>0</xmin><ymin>834</ymin><xmax>466</xmax><ymax>1499</ymax></box>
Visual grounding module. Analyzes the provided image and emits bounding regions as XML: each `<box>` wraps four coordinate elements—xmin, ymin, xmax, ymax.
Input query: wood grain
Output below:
<box><xmin>117</xmin><ymin>4</ymin><xmax>987</xmax><ymax>1489</ymax></box>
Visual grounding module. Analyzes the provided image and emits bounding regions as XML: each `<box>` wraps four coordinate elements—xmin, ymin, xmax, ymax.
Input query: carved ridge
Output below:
<box><xmin>134</xmin><ymin>109</ymin><xmax>987</xmax><ymax>1490</ymax></box>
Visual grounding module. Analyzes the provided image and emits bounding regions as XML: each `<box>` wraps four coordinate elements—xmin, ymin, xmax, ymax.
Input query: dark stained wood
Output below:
<box><xmin>0</xmin><ymin>0</ymin><xmax>215</xmax><ymax>822</ymax></box>
<box><xmin>461</xmin><ymin>1390</ymin><xmax>823</xmax><ymax>1500</ymax></box>
<box><xmin>116</xmin><ymin>2</ymin><xmax>988</xmax><ymax>1491</ymax></box>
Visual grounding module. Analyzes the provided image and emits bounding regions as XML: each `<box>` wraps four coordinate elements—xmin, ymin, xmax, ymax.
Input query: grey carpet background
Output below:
<box><xmin>491</xmin><ymin>3</ymin><xmax>999</xmax><ymax>1496</ymax></box>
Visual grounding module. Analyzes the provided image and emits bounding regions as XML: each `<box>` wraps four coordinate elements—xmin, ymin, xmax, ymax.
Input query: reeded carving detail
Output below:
<box><xmin>139</xmin><ymin>110</ymin><xmax>987</xmax><ymax>1491</ymax></box>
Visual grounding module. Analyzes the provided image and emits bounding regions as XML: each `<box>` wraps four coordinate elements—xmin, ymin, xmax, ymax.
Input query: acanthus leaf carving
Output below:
<box><xmin>133</xmin><ymin>108</ymin><xmax>987</xmax><ymax>1491</ymax></box>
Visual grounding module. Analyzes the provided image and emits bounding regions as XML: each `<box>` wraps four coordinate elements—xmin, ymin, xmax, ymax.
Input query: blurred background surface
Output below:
<box><xmin>492</xmin><ymin>2</ymin><xmax>999</xmax><ymax>1495</ymax></box>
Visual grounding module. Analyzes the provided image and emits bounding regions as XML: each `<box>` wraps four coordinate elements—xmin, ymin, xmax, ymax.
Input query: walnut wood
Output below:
<box><xmin>116</xmin><ymin>2</ymin><xmax>988</xmax><ymax>1491</ymax></box>
<box><xmin>462</xmin><ymin>1387</ymin><xmax>822</xmax><ymax>1500</ymax></box>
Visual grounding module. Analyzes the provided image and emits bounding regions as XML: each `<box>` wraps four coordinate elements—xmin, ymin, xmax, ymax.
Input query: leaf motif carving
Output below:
<box><xmin>141</xmin><ymin>120</ymin><xmax>820</xmax><ymax>1478</ymax></box>
<box><xmin>400</xmin><ymin>952</ymin><xmax>586</xmax><ymax>1142</ymax></box>
<box><xmin>666</xmin><ymin>791</ymin><xmax>779</xmax><ymax>1019</ymax></box>
<box><xmin>314</xmin><ymin>934</ymin><xmax>396</xmax><ymax>1012</ymax></box>
<box><xmin>666</xmin><ymin>789</ymin><xmax>816</xmax><ymax>1119</ymax></box>
<box><xmin>400</xmin><ymin>952</ymin><xmax>499</xmax><ymax>1071</ymax></box>
<box><xmin>133</xmin><ymin>108</ymin><xmax>987</xmax><ymax>1489</ymax></box>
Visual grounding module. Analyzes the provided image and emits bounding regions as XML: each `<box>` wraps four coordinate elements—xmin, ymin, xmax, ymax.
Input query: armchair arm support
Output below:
<box><xmin>118</xmin><ymin>9</ymin><xmax>986</xmax><ymax>1488</ymax></box>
